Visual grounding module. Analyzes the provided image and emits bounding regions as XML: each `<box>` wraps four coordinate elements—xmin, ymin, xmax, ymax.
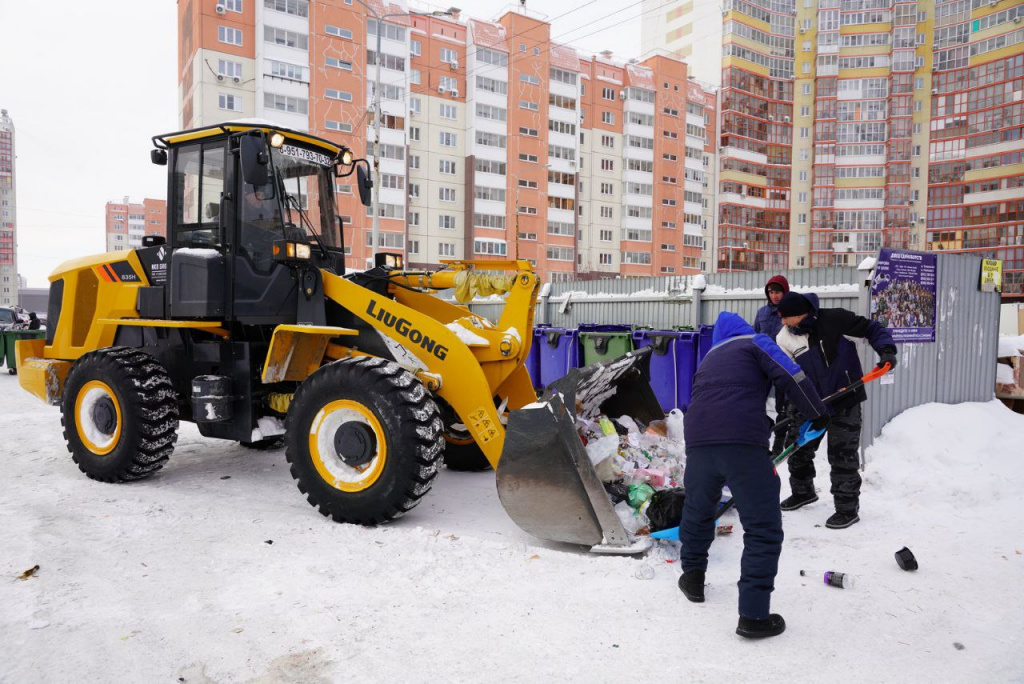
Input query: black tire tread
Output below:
<box><xmin>285</xmin><ymin>356</ymin><xmax>443</xmax><ymax>525</ymax></box>
<box><xmin>61</xmin><ymin>346</ymin><xmax>179</xmax><ymax>482</ymax></box>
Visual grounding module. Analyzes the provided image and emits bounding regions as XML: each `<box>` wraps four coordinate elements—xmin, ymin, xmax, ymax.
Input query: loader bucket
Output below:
<box><xmin>496</xmin><ymin>348</ymin><xmax>665</xmax><ymax>553</ymax></box>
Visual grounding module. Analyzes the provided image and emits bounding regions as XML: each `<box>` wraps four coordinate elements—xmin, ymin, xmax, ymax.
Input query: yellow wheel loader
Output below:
<box><xmin>16</xmin><ymin>123</ymin><xmax>660</xmax><ymax>553</ymax></box>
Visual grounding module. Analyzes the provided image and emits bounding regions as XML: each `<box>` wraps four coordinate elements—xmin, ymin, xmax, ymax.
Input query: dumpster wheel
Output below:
<box><xmin>285</xmin><ymin>356</ymin><xmax>444</xmax><ymax>524</ymax></box>
<box><xmin>61</xmin><ymin>347</ymin><xmax>179</xmax><ymax>482</ymax></box>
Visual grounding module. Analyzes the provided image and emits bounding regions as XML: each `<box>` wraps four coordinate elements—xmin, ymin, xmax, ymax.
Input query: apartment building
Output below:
<box><xmin>641</xmin><ymin>0</ymin><xmax>725</xmax><ymax>85</ymax></box>
<box><xmin>646</xmin><ymin>0</ymin><xmax>1023</xmax><ymax>293</ymax></box>
<box><xmin>0</xmin><ymin>109</ymin><xmax>17</xmax><ymax>308</ymax></box>
<box><xmin>104</xmin><ymin>198</ymin><xmax>168</xmax><ymax>252</ymax></box>
<box><xmin>178</xmin><ymin>0</ymin><xmax>710</xmax><ymax>280</ymax></box>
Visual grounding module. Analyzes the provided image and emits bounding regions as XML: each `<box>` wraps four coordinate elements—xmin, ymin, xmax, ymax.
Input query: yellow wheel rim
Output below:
<box><xmin>308</xmin><ymin>400</ymin><xmax>387</xmax><ymax>492</ymax></box>
<box><xmin>74</xmin><ymin>380</ymin><xmax>123</xmax><ymax>456</ymax></box>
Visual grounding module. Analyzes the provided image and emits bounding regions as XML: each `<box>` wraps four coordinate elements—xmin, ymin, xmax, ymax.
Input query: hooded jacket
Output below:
<box><xmin>754</xmin><ymin>275</ymin><xmax>789</xmax><ymax>340</ymax></box>
<box><xmin>775</xmin><ymin>293</ymin><xmax>896</xmax><ymax>413</ymax></box>
<box><xmin>684</xmin><ymin>312</ymin><xmax>827</xmax><ymax>449</ymax></box>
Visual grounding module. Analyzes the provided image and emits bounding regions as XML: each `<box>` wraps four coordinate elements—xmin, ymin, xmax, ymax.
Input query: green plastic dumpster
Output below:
<box><xmin>2</xmin><ymin>330</ymin><xmax>46</xmax><ymax>375</ymax></box>
<box><xmin>578</xmin><ymin>324</ymin><xmax>634</xmax><ymax>364</ymax></box>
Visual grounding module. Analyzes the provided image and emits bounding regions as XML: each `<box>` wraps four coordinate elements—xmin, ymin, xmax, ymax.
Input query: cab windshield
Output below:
<box><xmin>239</xmin><ymin>141</ymin><xmax>338</xmax><ymax>268</ymax></box>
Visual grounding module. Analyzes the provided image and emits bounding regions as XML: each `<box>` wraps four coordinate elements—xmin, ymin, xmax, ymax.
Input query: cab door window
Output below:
<box><xmin>172</xmin><ymin>143</ymin><xmax>226</xmax><ymax>248</ymax></box>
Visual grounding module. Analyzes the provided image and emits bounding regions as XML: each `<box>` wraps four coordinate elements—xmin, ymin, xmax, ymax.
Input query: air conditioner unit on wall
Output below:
<box><xmin>451</xmin><ymin>89</ymin><xmax>459</xmax><ymax>97</ymax></box>
<box><xmin>619</xmin><ymin>90</ymin><xmax>627</xmax><ymax>100</ymax></box>
<box><xmin>215</xmin><ymin>3</ymin><xmax>226</xmax><ymax>14</ymax></box>
<box><xmin>438</xmin><ymin>85</ymin><xmax>446</xmax><ymax>93</ymax></box>
<box><xmin>217</xmin><ymin>74</ymin><xmax>224</xmax><ymax>81</ymax></box>
<box><xmin>233</xmin><ymin>76</ymin><xmax>241</xmax><ymax>83</ymax></box>
<box><xmin>450</xmin><ymin>61</ymin><xmax>458</xmax><ymax>70</ymax></box>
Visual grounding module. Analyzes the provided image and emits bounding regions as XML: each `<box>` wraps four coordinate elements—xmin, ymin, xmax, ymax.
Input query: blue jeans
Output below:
<box><xmin>680</xmin><ymin>443</ymin><xmax>784</xmax><ymax>619</ymax></box>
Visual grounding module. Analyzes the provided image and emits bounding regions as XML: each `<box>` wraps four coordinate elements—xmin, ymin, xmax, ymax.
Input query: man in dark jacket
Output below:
<box><xmin>680</xmin><ymin>311</ymin><xmax>828</xmax><ymax>639</ymax></box>
<box><xmin>775</xmin><ymin>292</ymin><xmax>897</xmax><ymax>529</ymax></box>
<box><xmin>754</xmin><ymin>275</ymin><xmax>790</xmax><ymax>456</ymax></box>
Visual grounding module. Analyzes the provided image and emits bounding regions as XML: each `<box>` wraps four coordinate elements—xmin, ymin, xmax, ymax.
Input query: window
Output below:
<box><xmin>218</xmin><ymin>59</ymin><xmax>242</xmax><ymax>78</ymax></box>
<box><xmin>519</xmin><ymin>127</ymin><xmax>538</xmax><ymax>137</ymax></box>
<box><xmin>475</xmin><ymin>131</ymin><xmax>507</xmax><ymax>149</ymax></box>
<box><xmin>519</xmin><ymin>99</ymin><xmax>539</xmax><ymax>112</ymax></box>
<box><xmin>549</xmin><ymin>144</ymin><xmax>574</xmax><ymax>161</ymax></box>
<box><xmin>377</xmin><ymin>83</ymin><xmax>405</xmax><ymax>101</ymax></box>
<box><xmin>476</xmin><ymin>239</ymin><xmax>507</xmax><ymax>256</ymax></box>
<box><xmin>326</xmin><ymin>57</ymin><xmax>352</xmax><ymax>71</ymax></box>
<box><xmin>622</xmin><ymin>251</ymin><xmax>651</xmax><ymax>265</ymax></box>
<box><xmin>264</xmin><ymin>26</ymin><xmax>307</xmax><ymax>49</ymax></box>
<box><xmin>409</xmin><ymin>155</ymin><xmax>420</xmax><ymax>169</ymax></box>
<box><xmin>549</xmin><ymin>120</ymin><xmax>575</xmax><ymax>136</ymax></box>
<box><xmin>474</xmin><ymin>211</ymin><xmax>505</xmax><ymax>227</ymax></box>
<box><xmin>367</xmin><ymin>50</ymin><xmax>405</xmax><ymax>71</ymax></box>
<box><xmin>600</xmin><ymin>159</ymin><xmax>614</xmax><ymax>171</ymax></box>
<box><xmin>225</xmin><ymin>0</ymin><xmax>242</xmax><ymax>10</ymax></box>
<box><xmin>798</xmin><ymin>213</ymin><xmax>807</xmax><ymax>224</ymax></box>
<box><xmin>219</xmin><ymin>26</ymin><xmax>243</xmax><ymax>45</ymax></box>
<box><xmin>408</xmin><ymin>240</ymin><xmax>419</xmax><ymax>255</ymax></box>
<box><xmin>802</xmin><ymin>83</ymin><xmax>811</xmax><ymax>95</ymax></box>
<box><xmin>476</xmin><ymin>104</ymin><xmax>506</xmax><ymax>121</ymax></box>
<box><xmin>439</xmin><ymin>160</ymin><xmax>456</xmax><ymax>174</ymax></box>
<box><xmin>439</xmin><ymin>187</ymin><xmax>456</xmax><ymax>203</ymax></box>
<box><xmin>800</xmin><ymin>127</ymin><xmax>809</xmax><ymax>139</ymax></box>
<box><xmin>476</xmin><ymin>76</ymin><xmax>507</xmax><ymax>94</ymax></box>
<box><xmin>325</xmin><ymin>25</ymin><xmax>352</xmax><ymax>40</ymax></box>
<box><xmin>439</xmin><ymin>131</ymin><xmax>457</xmax><ymax>147</ymax></box>
<box><xmin>547</xmin><ymin>221</ymin><xmax>574</xmax><ymax>236</ymax></box>
<box><xmin>411</xmin><ymin>39</ymin><xmax>421</xmax><ymax>56</ymax></box>
<box><xmin>517</xmin><ymin>205</ymin><xmax>537</xmax><ymax>215</ymax></box>
<box><xmin>440</xmin><ymin>48</ymin><xmax>458</xmax><ymax>64</ymax></box>
<box><xmin>601</xmin><ymin>135</ymin><xmax>614</xmax><ymax>149</ymax></box>
<box><xmin>550</xmin><ymin>67</ymin><xmax>577</xmax><ymax>85</ymax></box>
<box><xmin>440</xmin><ymin>104</ymin><xmax>457</xmax><ymax>120</ymax></box>
<box><xmin>798</xmin><ymin>192</ymin><xmax>808</xmax><ymax>203</ymax></box>
<box><xmin>264</xmin><ymin>93</ymin><xmax>308</xmax><ymax>114</ymax></box>
<box><xmin>265</xmin><ymin>0</ymin><xmax>308</xmax><ymax>17</ymax></box>
<box><xmin>600</xmin><ymin>206</ymin><xmax>613</xmax><ymax>219</ymax></box>
<box><xmin>477</xmin><ymin>48</ymin><xmax>507</xmax><ymax>66</ymax></box>
<box><xmin>408</xmin><ymin>183</ymin><xmax>419</xmax><ymax>198</ymax></box>
<box><xmin>173</xmin><ymin>142</ymin><xmax>226</xmax><ymax>252</ymax></box>
<box><xmin>599</xmin><ymin>253</ymin><xmax>612</xmax><ymax>265</ymax></box>
<box><xmin>367</xmin><ymin>19</ymin><xmax>406</xmax><ymax>42</ymax></box>
<box><xmin>438</xmin><ymin>215</ymin><xmax>456</xmax><ymax>230</ymax></box>
<box><xmin>799</xmin><ymin>171</ymin><xmax>807</xmax><ymax>181</ymax></box>
<box><xmin>602</xmin><ymin>87</ymin><xmax>615</xmax><ymax>101</ymax></box>
<box><xmin>408</xmin><ymin>212</ymin><xmax>420</xmax><ymax>226</ymax></box>
<box><xmin>409</xmin><ymin>98</ymin><xmax>421</xmax><ymax>115</ymax></box>
<box><xmin>549</xmin><ymin>94</ymin><xmax>576</xmax><ymax>110</ymax></box>
<box><xmin>438</xmin><ymin>242</ymin><xmax>456</xmax><ymax>258</ymax></box>
<box><xmin>364</xmin><ymin>231</ymin><xmax>405</xmax><ymax>248</ymax></box>
<box><xmin>547</xmin><ymin>246</ymin><xmax>574</xmax><ymax>261</ymax></box>
<box><xmin>475</xmin><ymin>159</ymin><xmax>506</xmax><ymax>175</ymax></box>
<box><xmin>409</xmin><ymin>126</ymin><xmax>420</xmax><ymax>141</ymax></box>
<box><xmin>325</xmin><ymin>89</ymin><xmax>352</xmax><ymax>102</ymax></box>
<box><xmin>518</xmin><ymin>179</ymin><xmax>537</xmax><ymax>189</ymax></box>
<box><xmin>600</xmin><ymin>182</ymin><xmax>614</xmax><ymax>195</ymax></box>
<box><xmin>520</xmin><ymin>74</ymin><xmax>540</xmax><ymax>85</ymax></box>
<box><xmin>380</xmin><ymin>174</ymin><xmax>404</xmax><ymax>190</ymax></box>
<box><xmin>218</xmin><ymin>93</ymin><xmax>243</xmax><ymax>111</ymax></box>
<box><xmin>601</xmin><ymin>111</ymin><xmax>615</xmax><ymax>125</ymax></box>
<box><xmin>519</xmin><ymin>153</ymin><xmax>538</xmax><ymax>163</ymax></box>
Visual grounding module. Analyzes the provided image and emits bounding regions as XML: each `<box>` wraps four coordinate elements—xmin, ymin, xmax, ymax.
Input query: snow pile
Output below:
<box><xmin>998</xmin><ymin>334</ymin><xmax>1024</xmax><ymax>357</ymax></box>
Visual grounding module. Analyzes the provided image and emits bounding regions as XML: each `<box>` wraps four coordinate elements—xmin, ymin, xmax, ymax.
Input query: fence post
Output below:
<box><xmin>691</xmin><ymin>277</ymin><xmax>705</xmax><ymax>328</ymax></box>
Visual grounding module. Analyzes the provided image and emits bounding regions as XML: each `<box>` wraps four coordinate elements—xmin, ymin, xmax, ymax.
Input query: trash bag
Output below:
<box><xmin>646</xmin><ymin>487</ymin><xmax>686</xmax><ymax>532</ymax></box>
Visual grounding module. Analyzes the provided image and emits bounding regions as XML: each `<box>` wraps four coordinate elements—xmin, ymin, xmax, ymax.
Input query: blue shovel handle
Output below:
<box><xmin>797</xmin><ymin>420</ymin><xmax>827</xmax><ymax>446</ymax></box>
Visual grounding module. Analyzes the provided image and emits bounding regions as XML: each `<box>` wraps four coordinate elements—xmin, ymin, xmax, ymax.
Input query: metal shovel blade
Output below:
<box><xmin>496</xmin><ymin>349</ymin><xmax>664</xmax><ymax>553</ymax></box>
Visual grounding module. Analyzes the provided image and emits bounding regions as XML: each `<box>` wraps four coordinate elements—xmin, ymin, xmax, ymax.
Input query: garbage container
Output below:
<box><xmin>632</xmin><ymin>330</ymin><xmax>701</xmax><ymax>412</ymax></box>
<box><xmin>578</xmin><ymin>324</ymin><xmax>634</xmax><ymax>365</ymax></box>
<box><xmin>697</xmin><ymin>324</ymin><xmax>715</xmax><ymax>366</ymax></box>
<box><xmin>525</xmin><ymin>325</ymin><xmax>547</xmax><ymax>389</ymax></box>
<box><xmin>2</xmin><ymin>329</ymin><xmax>46</xmax><ymax>375</ymax></box>
<box><xmin>537</xmin><ymin>327</ymin><xmax>580</xmax><ymax>388</ymax></box>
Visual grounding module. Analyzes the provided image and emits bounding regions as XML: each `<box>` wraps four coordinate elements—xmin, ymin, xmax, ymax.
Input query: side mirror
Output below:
<box><xmin>357</xmin><ymin>164</ymin><xmax>372</xmax><ymax>207</ymax></box>
<box><xmin>240</xmin><ymin>135</ymin><xmax>270</xmax><ymax>186</ymax></box>
<box><xmin>151</xmin><ymin>149</ymin><xmax>168</xmax><ymax>166</ymax></box>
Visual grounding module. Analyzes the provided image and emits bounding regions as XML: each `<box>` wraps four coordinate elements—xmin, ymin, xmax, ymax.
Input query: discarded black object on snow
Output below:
<box><xmin>895</xmin><ymin>547</ymin><xmax>918</xmax><ymax>571</ymax></box>
<box><xmin>646</xmin><ymin>488</ymin><xmax>686</xmax><ymax>532</ymax></box>
<box><xmin>603</xmin><ymin>482</ymin><xmax>631</xmax><ymax>505</ymax></box>
<box><xmin>824</xmin><ymin>571</ymin><xmax>853</xmax><ymax>589</ymax></box>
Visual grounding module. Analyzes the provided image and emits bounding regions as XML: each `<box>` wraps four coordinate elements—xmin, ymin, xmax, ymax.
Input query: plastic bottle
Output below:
<box><xmin>801</xmin><ymin>569</ymin><xmax>855</xmax><ymax>589</ymax></box>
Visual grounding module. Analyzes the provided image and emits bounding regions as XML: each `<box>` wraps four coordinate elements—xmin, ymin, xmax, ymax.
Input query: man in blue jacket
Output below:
<box><xmin>774</xmin><ymin>291</ymin><xmax>897</xmax><ymax>529</ymax></box>
<box><xmin>680</xmin><ymin>311</ymin><xmax>828</xmax><ymax>639</ymax></box>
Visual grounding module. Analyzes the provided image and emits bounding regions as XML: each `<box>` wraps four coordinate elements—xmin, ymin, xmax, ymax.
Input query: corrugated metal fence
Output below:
<box><xmin>452</xmin><ymin>254</ymin><xmax>999</xmax><ymax>456</ymax></box>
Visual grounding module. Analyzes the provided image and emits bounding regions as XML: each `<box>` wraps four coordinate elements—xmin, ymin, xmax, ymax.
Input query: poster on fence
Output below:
<box><xmin>870</xmin><ymin>249</ymin><xmax>937</xmax><ymax>343</ymax></box>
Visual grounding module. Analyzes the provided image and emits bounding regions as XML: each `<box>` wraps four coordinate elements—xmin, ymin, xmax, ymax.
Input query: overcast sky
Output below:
<box><xmin>0</xmin><ymin>0</ymin><xmax>642</xmax><ymax>287</ymax></box>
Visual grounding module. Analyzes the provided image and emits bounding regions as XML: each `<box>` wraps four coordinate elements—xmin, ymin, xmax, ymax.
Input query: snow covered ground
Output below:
<box><xmin>2</xmin><ymin>370</ymin><xmax>1023</xmax><ymax>682</ymax></box>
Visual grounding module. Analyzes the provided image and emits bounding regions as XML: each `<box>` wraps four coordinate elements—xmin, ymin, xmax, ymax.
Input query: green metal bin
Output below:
<box><xmin>2</xmin><ymin>330</ymin><xmax>46</xmax><ymax>375</ymax></box>
<box><xmin>578</xmin><ymin>324</ymin><xmax>634</xmax><ymax>364</ymax></box>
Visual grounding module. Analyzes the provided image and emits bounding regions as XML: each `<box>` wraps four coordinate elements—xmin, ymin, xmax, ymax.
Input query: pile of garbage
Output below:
<box><xmin>577</xmin><ymin>409</ymin><xmax>687</xmax><ymax>536</ymax></box>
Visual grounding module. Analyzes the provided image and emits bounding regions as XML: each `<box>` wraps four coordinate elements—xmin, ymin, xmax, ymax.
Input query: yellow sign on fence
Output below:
<box><xmin>980</xmin><ymin>259</ymin><xmax>1002</xmax><ymax>293</ymax></box>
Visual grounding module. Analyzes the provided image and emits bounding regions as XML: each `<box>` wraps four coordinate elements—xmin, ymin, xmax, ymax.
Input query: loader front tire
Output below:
<box><xmin>61</xmin><ymin>347</ymin><xmax>179</xmax><ymax>482</ymax></box>
<box><xmin>285</xmin><ymin>357</ymin><xmax>444</xmax><ymax>525</ymax></box>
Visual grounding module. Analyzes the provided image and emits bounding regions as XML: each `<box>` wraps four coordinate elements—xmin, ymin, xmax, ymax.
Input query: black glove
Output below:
<box><xmin>876</xmin><ymin>348</ymin><xmax>898</xmax><ymax>372</ymax></box>
<box><xmin>810</xmin><ymin>414</ymin><xmax>831</xmax><ymax>432</ymax></box>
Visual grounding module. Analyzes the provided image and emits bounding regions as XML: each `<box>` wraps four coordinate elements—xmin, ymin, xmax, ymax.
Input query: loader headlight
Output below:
<box><xmin>340</xmin><ymin>148</ymin><xmax>354</xmax><ymax>165</ymax></box>
<box><xmin>375</xmin><ymin>252</ymin><xmax>404</xmax><ymax>270</ymax></box>
<box><xmin>270</xmin><ymin>132</ymin><xmax>286</xmax><ymax>148</ymax></box>
<box><xmin>274</xmin><ymin>240</ymin><xmax>312</xmax><ymax>262</ymax></box>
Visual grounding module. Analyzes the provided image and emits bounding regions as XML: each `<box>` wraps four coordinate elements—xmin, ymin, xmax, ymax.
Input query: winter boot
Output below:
<box><xmin>826</xmin><ymin>511</ymin><xmax>860</xmax><ymax>529</ymax></box>
<box><xmin>678</xmin><ymin>570</ymin><xmax>705</xmax><ymax>603</ymax></box>
<box><xmin>736</xmin><ymin>614</ymin><xmax>786</xmax><ymax>639</ymax></box>
<box><xmin>780</xmin><ymin>490</ymin><xmax>818</xmax><ymax>511</ymax></box>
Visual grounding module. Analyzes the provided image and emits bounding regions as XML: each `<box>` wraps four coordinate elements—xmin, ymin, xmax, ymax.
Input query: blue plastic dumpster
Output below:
<box><xmin>537</xmin><ymin>327</ymin><xmax>580</xmax><ymax>388</ymax></box>
<box><xmin>697</xmin><ymin>324</ymin><xmax>715</xmax><ymax>366</ymax></box>
<box><xmin>525</xmin><ymin>325</ymin><xmax>547</xmax><ymax>389</ymax></box>
<box><xmin>632</xmin><ymin>330</ymin><xmax>700</xmax><ymax>412</ymax></box>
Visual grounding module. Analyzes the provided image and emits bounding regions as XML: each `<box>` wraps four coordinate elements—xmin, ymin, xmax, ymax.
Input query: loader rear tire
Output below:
<box><xmin>61</xmin><ymin>347</ymin><xmax>179</xmax><ymax>482</ymax></box>
<box><xmin>442</xmin><ymin>431</ymin><xmax>492</xmax><ymax>472</ymax></box>
<box><xmin>285</xmin><ymin>356</ymin><xmax>444</xmax><ymax>525</ymax></box>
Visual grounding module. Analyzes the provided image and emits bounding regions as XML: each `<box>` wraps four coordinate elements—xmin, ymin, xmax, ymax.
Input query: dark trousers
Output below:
<box><xmin>787</xmin><ymin>403</ymin><xmax>863</xmax><ymax>514</ymax></box>
<box><xmin>680</xmin><ymin>444</ymin><xmax>783</xmax><ymax>620</ymax></box>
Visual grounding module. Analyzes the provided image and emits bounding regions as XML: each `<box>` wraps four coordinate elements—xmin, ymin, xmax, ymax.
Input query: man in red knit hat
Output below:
<box><xmin>755</xmin><ymin>275</ymin><xmax>790</xmax><ymax>455</ymax></box>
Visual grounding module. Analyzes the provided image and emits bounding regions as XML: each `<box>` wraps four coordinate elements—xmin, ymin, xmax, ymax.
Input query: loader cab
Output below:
<box><xmin>149</xmin><ymin>123</ymin><xmax>369</xmax><ymax>326</ymax></box>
